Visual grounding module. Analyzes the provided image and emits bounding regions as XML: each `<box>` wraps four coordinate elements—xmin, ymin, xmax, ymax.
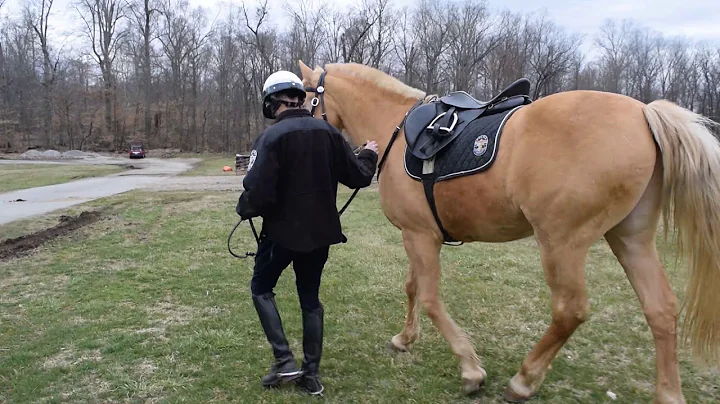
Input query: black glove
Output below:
<box><xmin>236</xmin><ymin>192</ymin><xmax>258</xmax><ymax>220</ymax></box>
<box><xmin>235</xmin><ymin>197</ymin><xmax>244</xmax><ymax>218</ymax></box>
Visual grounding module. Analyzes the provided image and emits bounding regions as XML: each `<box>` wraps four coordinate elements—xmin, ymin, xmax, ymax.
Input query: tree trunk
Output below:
<box><xmin>143</xmin><ymin>0</ymin><xmax>152</xmax><ymax>142</ymax></box>
<box><xmin>41</xmin><ymin>47</ymin><xmax>52</xmax><ymax>148</ymax></box>
<box><xmin>102</xmin><ymin>66</ymin><xmax>113</xmax><ymax>143</ymax></box>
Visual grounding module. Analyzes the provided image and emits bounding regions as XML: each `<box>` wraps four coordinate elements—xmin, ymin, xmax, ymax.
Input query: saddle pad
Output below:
<box><xmin>404</xmin><ymin>106</ymin><xmax>522</xmax><ymax>182</ymax></box>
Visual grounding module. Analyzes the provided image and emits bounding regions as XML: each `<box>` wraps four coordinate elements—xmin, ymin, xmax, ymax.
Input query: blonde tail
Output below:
<box><xmin>644</xmin><ymin>99</ymin><xmax>720</xmax><ymax>364</ymax></box>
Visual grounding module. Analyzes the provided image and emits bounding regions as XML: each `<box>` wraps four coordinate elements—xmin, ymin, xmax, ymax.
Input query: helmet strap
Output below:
<box><xmin>275</xmin><ymin>99</ymin><xmax>304</xmax><ymax>108</ymax></box>
<box><xmin>264</xmin><ymin>96</ymin><xmax>305</xmax><ymax>120</ymax></box>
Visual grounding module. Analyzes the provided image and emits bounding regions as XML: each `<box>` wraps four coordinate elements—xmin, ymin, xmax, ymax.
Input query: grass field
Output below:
<box><xmin>1</xmin><ymin>188</ymin><xmax>718</xmax><ymax>403</ymax></box>
<box><xmin>181</xmin><ymin>154</ymin><xmax>239</xmax><ymax>176</ymax></box>
<box><xmin>0</xmin><ymin>163</ymin><xmax>125</xmax><ymax>193</ymax></box>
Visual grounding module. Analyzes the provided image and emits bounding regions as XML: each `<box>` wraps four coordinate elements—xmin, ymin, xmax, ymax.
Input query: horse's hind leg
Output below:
<box><xmin>605</xmin><ymin>229</ymin><xmax>685</xmax><ymax>404</ymax></box>
<box><xmin>400</xmin><ymin>230</ymin><xmax>486</xmax><ymax>395</ymax></box>
<box><xmin>504</xmin><ymin>238</ymin><xmax>592</xmax><ymax>402</ymax></box>
<box><xmin>390</xmin><ymin>263</ymin><xmax>420</xmax><ymax>351</ymax></box>
<box><xmin>604</xmin><ymin>164</ymin><xmax>685</xmax><ymax>404</ymax></box>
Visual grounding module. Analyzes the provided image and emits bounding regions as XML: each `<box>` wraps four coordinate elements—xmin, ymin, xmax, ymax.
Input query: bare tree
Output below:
<box><xmin>624</xmin><ymin>26</ymin><xmax>663</xmax><ymax>103</ymax></box>
<box><xmin>363</xmin><ymin>0</ymin><xmax>396</xmax><ymax>70</ymax></box>
<box><xmin>210</xmin><ymin>22</ymin><xmax>238</xmax><ymax>151</ymax></box>
<box><xmin>391</xmin><ymin>6</ymin><xmax>419</xmax><ymax>87</ymax></box>
<box><xmin>526</xmin><ymin>13</ymin><xmax>582</xmax><ymax>99</ymax></box>
<box><xmin>241</xmin><ymin>0</ymin><xmax>275</xmax><ymax>74</ymax></box>
<box><xmin>186</xmin><ymin>6</ymin><xmax>213</xmax><ymax>151</ymax></box>
<box><xmin>0</xmin><ymin>0</ymin><xmax>11</xmax><ymax>149</ymax></box>
<box><xmin>1</xmin><ymin>18</ymin><xmax>39</xmax><ymax>145</ymax></box>
<box><xmin>658</xmin><ymin>37</ymin><xmax>691</xmax><ymax>103</ymax></box>
<box><xmin>696</xmin><ymin>47</ymin><xmax>720</xmax><ymax>121</ymax></box>
<box><xmin>480</xmin><ymin>11</ymin><xmax>532</xmax><ymax>97</ymax></box>
<box><xmin>75</xmin><ymin>0</ymin><xmax>128</xmax><ymax>149</ymax></box>
<box><xmin>128</xmin><ymin>0</ymin><xmax>160</xmax><ymax>143</ymax></box>
<box><xmin>25</xmin><ymin>0</ymin><xmax>57</xmax><ymax>147</ymax></box>
<box><xmin>414</xmin><ymin>0</ymin><xmax>454</xmax><ymax>94</ymax></box>
<box><xmin>319</xmin><ymin>9</ymin><xmax>345</xmax><ymax>63</ymax></box>
<box><xmin>594</xmin><ymin>18</ymin><xmax>633</xmax><ymax>94</ymax></box>
<box><xmin>283</xmin><ymin>0</ymin><xmax>327</xmax><ymax>69</ymax></box>
<box><xmin>339</xmin><ymin>4</ymin><xmax>378</xmax><ymax>64</ymax></box>
<box><xmin>446</xmin><ymin>0</ymin><xmax>498</xmax><ymax>93</ymax></box>
<box><xmin>240</xmin><ymin>0</ymin><xmax>279</xmax><ymax>132</ymax></box>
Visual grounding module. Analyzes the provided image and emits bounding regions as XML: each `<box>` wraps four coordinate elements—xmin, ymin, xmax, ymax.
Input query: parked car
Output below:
<box><xmin>129</xmin><ymin>143</ymin><xmax>146</xmax><ymax>159</ymax></box>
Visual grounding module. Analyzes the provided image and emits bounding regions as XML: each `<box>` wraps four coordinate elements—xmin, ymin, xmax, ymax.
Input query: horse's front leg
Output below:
<box><xmin>399</xmin><ymin>229</ymin><xmax>486</xmax><ymax>395</ymax></box>
<box><xmin>390</xmin><ymin>262</ymin><xmax>420</xmax><ymax>352</ymax></box>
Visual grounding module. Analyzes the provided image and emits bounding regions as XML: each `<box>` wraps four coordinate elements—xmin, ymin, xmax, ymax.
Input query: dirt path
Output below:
<box><xmin>0</xmin><ymin>155</ymin><xmax>202</xmax><ymax>225</ymax></box>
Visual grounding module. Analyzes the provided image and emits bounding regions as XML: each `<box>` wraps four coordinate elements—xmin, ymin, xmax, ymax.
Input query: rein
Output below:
<box><xmin>228</xmin><ymin>216</ymin><xmax>259</xmax><ymax>259</ymax></box>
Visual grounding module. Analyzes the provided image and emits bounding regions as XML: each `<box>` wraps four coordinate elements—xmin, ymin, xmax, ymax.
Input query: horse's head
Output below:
<box><xmin>298</xmin><ymin>61</ymin><xmax>345</xmax><ymax>131</ymax></box>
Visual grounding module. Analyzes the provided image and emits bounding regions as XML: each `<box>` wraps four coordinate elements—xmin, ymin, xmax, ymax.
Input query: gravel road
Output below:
<box><xmin>0</xmin><ymin>154</ymin><xmax>245</xmax><ymax>225</ymax></box>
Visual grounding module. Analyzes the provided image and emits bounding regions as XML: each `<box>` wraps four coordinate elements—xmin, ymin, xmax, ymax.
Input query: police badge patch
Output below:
<box><xmin>247</xmin><ymin>150</ymin><xmax>257</xmax><ymax>171</ymax></box>
<box><xmin>473</xmin><ymin>135</ymin><xmax>489</xmax><ymax>157</ymax></box>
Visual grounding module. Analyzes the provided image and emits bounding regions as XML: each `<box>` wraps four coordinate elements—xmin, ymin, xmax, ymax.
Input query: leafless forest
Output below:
<box><xmin>0</xmin><ymin>0</ymin><xmax>718</xmax><ymax>153</ymax></box>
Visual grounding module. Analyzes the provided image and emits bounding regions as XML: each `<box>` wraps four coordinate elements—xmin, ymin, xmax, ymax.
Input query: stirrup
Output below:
<box><xmin>426</xmin><ymin>112</ymin><xmax>458</xmax><ymax>134</ymax></box>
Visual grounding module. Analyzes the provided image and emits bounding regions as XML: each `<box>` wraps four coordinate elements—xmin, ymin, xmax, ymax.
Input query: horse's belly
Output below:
<box><xmin>433</xmin><ymin>175</ymin><xmax>534</xmax><ymax>243</ymax></box>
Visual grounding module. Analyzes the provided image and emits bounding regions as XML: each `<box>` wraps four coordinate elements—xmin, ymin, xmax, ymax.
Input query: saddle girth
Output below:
<box><xmin>421</xmin><ymin>158</ymin><xmax>460</xmax><ymax>245</ymax></box>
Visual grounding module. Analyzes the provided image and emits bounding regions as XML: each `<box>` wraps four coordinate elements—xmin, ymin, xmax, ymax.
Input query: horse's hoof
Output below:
<box><xmin>388</xmin><ymin>335</ymin><xmax>412</xmax><ymax>353</ymax></box>
<box><xmin>386</xmin><ymin>341</ymin><xmax>409</xmax><ymax>353</ymax></box>
<box><xmin>503</xmin><ymin>386</ymin><xmax>533</xmax><ymax>403</ymax></box>
<box><xmin>462</xmin><ymin>376</ymin><xmax>485</xmax><ymax>396</ymax></box>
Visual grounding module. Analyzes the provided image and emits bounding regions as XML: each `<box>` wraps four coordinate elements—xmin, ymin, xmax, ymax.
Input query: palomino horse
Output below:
<box><xmin>298</xmin><ymin>61</ymin><xmax>720</xmax><ymax>403</ymax></box>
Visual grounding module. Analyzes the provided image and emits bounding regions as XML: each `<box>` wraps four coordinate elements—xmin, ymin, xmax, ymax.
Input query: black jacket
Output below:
<box><xmin>236</xmin><ymin>108</ymin><xmax>378</xmax><ymax>252</ymax></box>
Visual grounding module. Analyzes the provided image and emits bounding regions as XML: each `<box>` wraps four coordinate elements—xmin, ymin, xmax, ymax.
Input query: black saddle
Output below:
<box><xmin>405</xmin><ymin>78</ymin><xmax>532</xmax><ymax>160</ymax></box>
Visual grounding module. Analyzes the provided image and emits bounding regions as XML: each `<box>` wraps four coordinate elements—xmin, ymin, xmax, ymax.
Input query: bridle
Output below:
<box><xmin>306</xmin><ymin>71</ymin><xmax>329</xmax><ymax>122</ymax></box>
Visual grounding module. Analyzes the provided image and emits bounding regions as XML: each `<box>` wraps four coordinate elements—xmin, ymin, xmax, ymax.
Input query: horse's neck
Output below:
<box><xmin>342</xmin><ymin>95</ymin><xmax>418</xmax><ymax>162</ymax></box>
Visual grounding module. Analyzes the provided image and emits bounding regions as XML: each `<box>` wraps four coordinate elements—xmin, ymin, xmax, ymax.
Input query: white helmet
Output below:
<box><xmin>262</xmin><ymin>70</ymin><xmax>306</xmax><ymax>119</ymax></box>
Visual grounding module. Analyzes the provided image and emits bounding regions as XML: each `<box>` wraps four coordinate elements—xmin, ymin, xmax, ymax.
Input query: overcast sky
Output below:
<box><xmin>2</xmin><ymin>0</ymin><xmax>718</xmax><ymax>55</ymax></box>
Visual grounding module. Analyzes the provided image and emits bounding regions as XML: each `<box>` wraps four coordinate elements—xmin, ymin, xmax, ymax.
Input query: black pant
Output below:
<box><xmin>250</xmin><ymin>236</ymin><xmax>329</xmax><ymax>312</ymax></box>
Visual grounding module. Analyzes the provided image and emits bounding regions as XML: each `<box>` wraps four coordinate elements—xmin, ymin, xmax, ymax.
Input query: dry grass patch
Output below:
<box><xmin>145</xmin><ymin>300</ymin><xmax>196</xmax><ymax>327</ymax></box>
<box><xmin>42</xmin><ymin>347</ymin><xmax>102</xmax><ymax>369</ymax></box>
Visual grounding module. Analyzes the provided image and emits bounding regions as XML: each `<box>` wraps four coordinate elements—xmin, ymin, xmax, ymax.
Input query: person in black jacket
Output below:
<box><xmin>236</xmin><ymin>70</ymin><xmax>378</xmax><ymax>396</ymax></box>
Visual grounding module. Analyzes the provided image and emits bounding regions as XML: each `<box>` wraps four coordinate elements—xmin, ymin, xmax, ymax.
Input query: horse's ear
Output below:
<box><xmin>298</xmin><ymin>60</ymin><xmax>312</xmax><ymax>80</ymax></box>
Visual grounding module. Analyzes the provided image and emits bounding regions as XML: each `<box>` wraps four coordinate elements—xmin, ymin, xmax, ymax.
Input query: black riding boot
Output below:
<box><xmin>252</xmin><ymin>293</ymin><xmax>302</xmax><ymax>387</ymax></box>
<box><xmin>297</xmin><ymin>305</ymin><xmax>324</xmax><ymax>396</ymax></box>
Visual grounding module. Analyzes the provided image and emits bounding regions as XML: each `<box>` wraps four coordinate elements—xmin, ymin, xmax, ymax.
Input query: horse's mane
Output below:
<box><xmin>326</xmin><ymin>63</ymin><xmax>426</xmax><ymax>101</ymax></box>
